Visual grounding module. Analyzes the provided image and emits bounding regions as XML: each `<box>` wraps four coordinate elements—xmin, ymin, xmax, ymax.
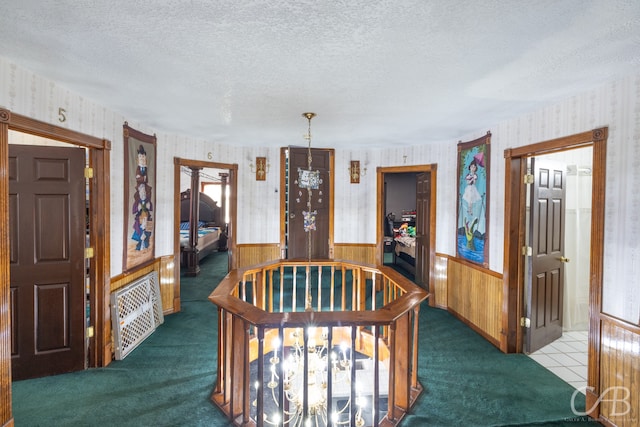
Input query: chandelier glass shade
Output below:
<box><xmin>253</xmin><ymin>325</ymin><xmax>389</xmax><ymax>426</ymax></box>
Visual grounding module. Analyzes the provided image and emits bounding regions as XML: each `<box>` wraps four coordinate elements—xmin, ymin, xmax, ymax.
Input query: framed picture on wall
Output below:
<box><xmin>456</xmin><ymin>131</ymin><xmax>491</xmax><ymax>267</ymax></box>
<box><xmin>123</xmin><ymin>122</ymin><xmax>157</xmax><ymax>271</ymax></box>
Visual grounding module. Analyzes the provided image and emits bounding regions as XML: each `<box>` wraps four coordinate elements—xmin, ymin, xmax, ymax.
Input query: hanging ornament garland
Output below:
<box><xmin>299</xmin><ymin>113</ymin><xmax>321</xmax><ymax>240</ymax></box>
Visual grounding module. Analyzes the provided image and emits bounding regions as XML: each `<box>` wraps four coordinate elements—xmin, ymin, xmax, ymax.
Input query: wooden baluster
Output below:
<box><xmin>341</xmin><ymin>266</ymin><xmax>347</xmax><ymax>311</ymax></box>
<box><xmin>279</xmin><ymin>265</ymin><xmax>284</xmax><ymax>313</ymax></box>
<box><xmin>292</xmin><ymin>265</ymin><xmax>297</xmax><ymax>312</ymax></box>
<box><xmin>317</xmin><ymin>265</ymin><xmax>322</xmax><ymax>311</ymax></box>
<box><xmin>412</xmin><ymin>307</ymin><xmax>420</xmax><ymax>390</ymax></box>
<box><xmin>326</xmin><ymin>326</ymin><xmax>334</xmax><ymax>427</ymax></box>
<box><xmin>350</xmin><ymin>326</ymin><xmax>357</xmax><ymax>426</ymax></box>
<box><xmin>373</xmin><ymin>324</ymin><xmax>380</xmax><ymax>427</ymax></box>
<box><xmin>387</xmin><ymin>321</ymin><xmax>396</xmax><ymax>422</ymax></box>
<box><xmin>268</xmin><ymin>269</ymin><xmax>273</xmax><ymax>312</ymax></box>
<box><xmin>303</xmin><ymin>327</ymin><xmax>309</xmax><ymax>421</ymax></box>
<box><xmin>278</xmin><ymin>327</ymin><xmax>285</xmax><ymax>425</ymax></box>
<box><xmin>330</xmin><ymin>266</ymin><xmax>335</xmax><ymax>311</ymax></box>
<box><xmin>257</xmin><ymin>327</ymin><xmax>265</xmax><ymax>427</ymax></box>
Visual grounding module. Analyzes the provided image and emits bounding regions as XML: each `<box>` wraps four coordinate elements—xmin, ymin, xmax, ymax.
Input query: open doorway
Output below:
<box><xmin>178</xmin><ymin>166</ymin><xmax>230</xmax><ymax>275</ymax></box>
<box><xmin>383</xmin><ymin>172</ymin><xmax>417</xmax><ymax>275</ymax></box>
<box><xmin>2</xmin><ymin>110</ymin><xmax>111</xmax><ymax>376</ymax></box>
<box><xmin>523</xmin><ymin>147</ymin><xmax>593</xmax><ymax>390</ymax></box>
<box><xmin>503</xmin><ymin>127</ymin><xmax>606</xmax><ymax>414</ymax></box>
<box><xmin>173</xmin><ymin>158</ymin><xmax>238</xmax><ymax>311</ymax></box>
<box><xmin>377</xmin><ymin>165</ymin><xmax>437</xmax><ymax>297</ymax></box>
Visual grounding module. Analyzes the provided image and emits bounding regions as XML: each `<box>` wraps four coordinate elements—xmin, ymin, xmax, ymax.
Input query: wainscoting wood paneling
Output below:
<box><xmin>236</xmin><ymin>244</ymin><xmax>281</xmax><ymax>269</ymax></box>
<box><xmin>111</xmin><ymin>257</ymin><xmax>176</xmax><ymax>314</ymax></box>
<box><xmin>110</xmin><ymin>261</ymin><xmax>159</xmax><ymax>293</ymax></box>
<box><xmin>159</xmin><ymin>256</ymin><xmax>177</xmax><ymax>314</ymax></box>
<box><xmin>599</xmin><ymin>316</ymin><xmax>640</xmax><ymax>427</ymax></box>
<box><xmin>447</xmin><ymin>257</ymin><xmax>504</xmax><ymax>349</ymax></box>
<box><xmin>334</xmin><ymin>243</ymin><xmax>377</xmax><ymax>265</ymax></box>
<box><xmin>433</xmin><ymin>254</ymin><xmax>448</xmax><ymax>308</ymax></box>
<box><xmin>234</xmin><ymin>244</ymin><xmax>376</xmax><ymax>269</ymax></box>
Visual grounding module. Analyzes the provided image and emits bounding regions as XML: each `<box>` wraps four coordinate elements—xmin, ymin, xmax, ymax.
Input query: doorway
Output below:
<box><xmin>173</xmin><ymin>158</ymin><xmax>238</xmax><ymax>308</ymax></box>
<box><xmin>1</xmin><ymin>110</ymin><xmax>111</xmax><ymax>379</ymax></box>
<box><xmin>523</xmin><ymin>148</ymin><xmax>592</xmax><ymax>390</ymax></box>
<box><xmin>503</xmin><ymin>127</ymin><xmax>606</xmax><ymax>413</ymax></box>
<box><xmin>524</xmin><ymin>148</ymin><xmax>592</xmax><ymax>354</ymax></box>
<box><xmin>383</xmin><ymin>172</ymin><xmax>417</xmax><ymax>273</ymax></box>
<box><xmin>377</xmin><ymin>165</ymin><xmax>437</xmax><ymax>297</ymax></box>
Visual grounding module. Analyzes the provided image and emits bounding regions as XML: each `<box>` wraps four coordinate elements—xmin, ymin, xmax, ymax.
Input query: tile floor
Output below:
<box><xmin>527</xmin><ymin>330</ymin><xmax>589</xmax><ymax>393</ymax></box>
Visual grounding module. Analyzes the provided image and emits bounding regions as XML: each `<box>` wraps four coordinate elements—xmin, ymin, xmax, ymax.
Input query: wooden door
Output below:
<box><xmin>415</xmin><ymin>173</ymin><xmax>430</xmax><ymax>288</ymax></box>
<box><xmin>9</xmin><ymin>144</ymin><xmax>86</xmax><ymax>379</ymax></box>
<box><xmin>526</xmin><ymin>158</ymin><xmax>566</xmax><ymax>353</ymax></box>
<box><xmin>287</xmin><ymin>147</ymin><xmax>330</xmax><ymax>259</ymax></box>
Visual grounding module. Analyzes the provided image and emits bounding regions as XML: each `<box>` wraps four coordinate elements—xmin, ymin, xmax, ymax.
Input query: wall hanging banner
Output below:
<box><xmin>456</xmin><ymin>131</ymin><xmax>491</xmax><ymax>267</ymax></box>
<box><xmin>123</xmin><ymin>122</ymin><xmax>157</xmax><ymax>271</ymax></box>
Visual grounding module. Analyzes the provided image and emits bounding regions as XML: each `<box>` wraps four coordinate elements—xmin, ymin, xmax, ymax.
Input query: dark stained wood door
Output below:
<box><xmin>9</xmin><ymin>144</ymin><xmax>86</xmax><ymax>379</ymax></box>
<box><xmin>287</xmin><ymin>147</ymin><xmax>330</xmax><ymax>259</ymax></box>
<box><xmin>526</xmin><ymin>158</ymin><xmax>566</xmax><ymax>353</ymax></box>
<box><xmin>415</xmin><ymin>173</ymin><xmax>430</xmax><ymax>288</ymax></box>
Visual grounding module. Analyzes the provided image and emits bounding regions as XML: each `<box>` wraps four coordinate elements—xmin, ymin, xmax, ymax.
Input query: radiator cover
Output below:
<box><xmin>111</xmin><ymin>271</ymin><xmax>164</xmax><ymax>360</ymax></box>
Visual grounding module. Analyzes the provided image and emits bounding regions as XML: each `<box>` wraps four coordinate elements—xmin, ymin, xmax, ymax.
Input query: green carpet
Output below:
<box><xmin>12</xmin><ymin>252</ymin><xmax>597</xmax><ymax>426</ymax></box>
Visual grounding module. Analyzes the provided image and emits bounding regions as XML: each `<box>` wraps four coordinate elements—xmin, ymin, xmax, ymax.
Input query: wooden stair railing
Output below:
<box><xmin>209</xmin><ymin>260</ymin><xmax>428</xmax><ymax>427</ymax></box>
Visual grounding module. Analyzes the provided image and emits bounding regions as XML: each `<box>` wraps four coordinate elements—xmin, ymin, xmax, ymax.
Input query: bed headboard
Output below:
<box><xmin>180</xmin><ymin>189</ymin><xmax>221</xmax><ymax>225</ymax></box>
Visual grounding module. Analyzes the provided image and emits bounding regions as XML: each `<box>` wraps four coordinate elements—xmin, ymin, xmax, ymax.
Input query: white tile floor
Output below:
<box><xmin>528</xmin><ymin>330</ymin><xmax>588</xmax><ymax>394</ymax></box>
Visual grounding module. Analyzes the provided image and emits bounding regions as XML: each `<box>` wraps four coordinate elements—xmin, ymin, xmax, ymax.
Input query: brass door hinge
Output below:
<box><xmin>85</xmin><ymin>247</ymin><xmax>94</xmax><ymax>258</ymax></box>
<box><xmin>522</xmin><ymin>246</ymin><xmax>532</xmax><ymax>256</ymax></box>
<box><xmin>523</xmin><ymin>174</ymin><xmax>534</xmax><ymax>184</ymax></box>
<box><xmin>520</xmin><ymin>317</ymin><xmax>531</xmax><ymax>328</ymax></box>
<box><xmin>84</xmin><ymin>167</ymin><xmax>94</xmax><ymax>179</ymax></box>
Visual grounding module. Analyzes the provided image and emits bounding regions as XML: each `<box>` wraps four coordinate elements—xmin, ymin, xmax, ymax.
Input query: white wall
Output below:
<box><xmin>1</xmin><ymin>56</ymin><xmax>638</xmax><ymax>324</ymax></box>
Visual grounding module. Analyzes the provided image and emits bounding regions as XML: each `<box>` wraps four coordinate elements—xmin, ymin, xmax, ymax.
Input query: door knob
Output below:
<box><xmin>560</xmin><ymin>256</ymin><xmax>570</xmax><ymax>263</ymax></box>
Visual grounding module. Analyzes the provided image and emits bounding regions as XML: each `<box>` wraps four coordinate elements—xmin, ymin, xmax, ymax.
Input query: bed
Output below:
<box><xmin>179</xmin><ymin>189</ymin><xmax>224</xmax><ymax>270</ymax></box>
<box><xmin>393</xmin><ymin>235</ymin><xmax>416</xmax><ymax>275</ymax></box>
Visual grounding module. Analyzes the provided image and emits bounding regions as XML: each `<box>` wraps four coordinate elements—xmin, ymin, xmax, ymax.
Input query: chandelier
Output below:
<box><xmin>256</xmin><ymin>326</ymin><xmax>375</xmax><ymax>427</ymax></box>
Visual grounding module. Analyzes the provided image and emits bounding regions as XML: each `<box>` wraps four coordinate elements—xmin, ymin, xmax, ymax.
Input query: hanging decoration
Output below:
<box><xmin>300</xmin><ymin>112</ymin><xmax>320</xmax><ymax>245</ymax></box>
<box><xmin>303</xmin><ymin>210</ymin><xmax>317</xmax><ymax>231</ymax></box>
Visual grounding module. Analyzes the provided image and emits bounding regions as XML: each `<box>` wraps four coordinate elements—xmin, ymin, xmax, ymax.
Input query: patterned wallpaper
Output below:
<box><xmin>1</xmin><ymin>57</ymin><xmax>638</xmax><ymax>324</ymax></box>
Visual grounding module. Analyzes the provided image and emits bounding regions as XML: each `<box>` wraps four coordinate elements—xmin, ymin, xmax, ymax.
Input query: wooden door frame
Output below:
<box><xmin>1</xmin><ymin>109</ymin><xmax>111</xmax><ymax>424</ymax></box>
<box><xmin>376</xmin><ymin>164</ymin><xmax>437</xmax><ymax>303</ymax></box>
<box><xmin>503</xmin><ymin>127</ymin><xmax>606</xmax><ymax>415</ymax></box>
<box><xmin>173</xmin><ymin>158</ymin><xmax>238</xmax><ymax>306</ymax></box>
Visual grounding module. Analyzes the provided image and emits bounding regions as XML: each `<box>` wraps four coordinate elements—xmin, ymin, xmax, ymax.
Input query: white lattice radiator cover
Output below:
<box><xmin>111</xmin><ymin>271</ymin><xmax>164</xmax><ymax>360</ymax></box>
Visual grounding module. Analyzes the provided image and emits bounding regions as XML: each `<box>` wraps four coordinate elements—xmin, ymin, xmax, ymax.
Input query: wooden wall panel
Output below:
<box><xmin>334</xmin><ymin>243</ymin><xmax>376</xmax><ymax>265</ymax></box>
<box><xmin>110</xmin><ymin>258</ymin><xmax>176</xmax><ymax>314</ymax></box>
<box><xmin>599</xmin><ymin>317</ymin><xmax>640</xmax><ymax>427</ymax></box>
<box><xmin>159</xmin><ymin>256</ymin><xmax>176</xmax><ymax>314</ymax></box>
<box><xmin>447</xmin><ymin>258</ymin><xmax>504</xmax><ymax>348</ymax></box>
<box><xmin>236</xmin><ymin>244</ymin><xmax>281</xmax><ymax>269</ymax></box>
<box><xmin>432</xmin><ymin>254</ymin><xmax>448</xmax><ymax>308</ymax></box>
<box><xmin>110</xmin><ymin>261</ymin><xmax>159</xmax><ymax>293</ymax></box>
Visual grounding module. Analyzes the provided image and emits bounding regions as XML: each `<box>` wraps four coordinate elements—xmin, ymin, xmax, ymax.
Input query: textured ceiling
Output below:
<box><xmin>1</xmin><ymin>1</ymin><xmax>640</xmax><ymax>148</ymax></box>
